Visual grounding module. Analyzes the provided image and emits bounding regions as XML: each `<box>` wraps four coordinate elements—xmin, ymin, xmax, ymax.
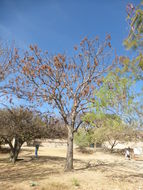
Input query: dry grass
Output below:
<box><xmin>0</xmin><ymin>145</ymin><xmax>143</xmax><ymax>190</ymax></box>
<box><xmin>41</xmin><ymin>182</ymin><xmax>69</xmax><ymax>190</ymax></box>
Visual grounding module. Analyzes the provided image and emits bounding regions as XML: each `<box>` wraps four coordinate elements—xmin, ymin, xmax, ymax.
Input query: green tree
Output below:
<box><xmin>93</xmin><ymin>71</ymin><xmax>135</xmax><ymax>124</ymax></box>
<box><xmin>124</xmin><ymin>2</ymin><xmax>143</xmax><ymax>75</ymax></box>
<box><xmin>83</xmin><ymin>67</ymin><xmax>137</xmax><ymax>151</ymax></box>
<box><xmin>123</xmin><ymin>2</ymin><xmax>143</xmax><ymax>123</ymax></box>
<box><xmin>92</xmin><ymin>114</ymin><xmax>133</xmax><ymax>151</ymax></box>
<box><xmin>124</xmin><ymin>2</ymin><xmax>143</xmax><ymax>51</ymax></box>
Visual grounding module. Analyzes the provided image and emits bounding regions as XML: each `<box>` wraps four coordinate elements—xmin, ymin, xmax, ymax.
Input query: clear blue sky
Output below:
<box><xmin>0</xmin><ymin>0</ymin><xmax>141</xmax><ymax>112</ymax></box>
<box><xmin>0</xmin><ymin>0</ymin><xmax>141</xmax><ymax>56</ymax></box>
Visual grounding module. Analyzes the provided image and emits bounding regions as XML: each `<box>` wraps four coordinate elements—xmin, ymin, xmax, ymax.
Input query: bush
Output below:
<box><xmin>72</xmin><ymin>178</ymin><xmax>80</xmax><ymax>187</ymax></box>
<box><xmin>74</xmin><ymin>128</ymin><xmax>94</xmax><ymax>148</ymax></box>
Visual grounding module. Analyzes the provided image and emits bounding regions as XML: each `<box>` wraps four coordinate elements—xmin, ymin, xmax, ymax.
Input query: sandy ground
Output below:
<box><xmin>0</xmin><ymin>145</ymin><xmax>143</xmax><ymax>190</ymax></box>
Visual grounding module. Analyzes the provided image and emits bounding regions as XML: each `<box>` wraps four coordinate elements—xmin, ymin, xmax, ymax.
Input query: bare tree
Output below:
<box><xmin>0</xmin><ymin>42</ymin><xmax>14</xmax><ymax>102</ymax></box>
<box><xmin>8</xmin><ymin>36</ymin><xmax>116</xmax><ymax>171</ymax></box>
<box><xmin>43</xmin><ymin>114</ymin><xmax>68</xmax><ymax>139</ymax></box>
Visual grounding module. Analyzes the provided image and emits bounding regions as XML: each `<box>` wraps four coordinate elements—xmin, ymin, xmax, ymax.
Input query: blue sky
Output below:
<box><xmin>0</xmin><ymin>0</ymin><xmax>141</xmax><ymax>113</ymax></box>
<box><xmin>0</xmin><ymin>0</ymin><xmax>141</xmax><ymax>56</ymax></box>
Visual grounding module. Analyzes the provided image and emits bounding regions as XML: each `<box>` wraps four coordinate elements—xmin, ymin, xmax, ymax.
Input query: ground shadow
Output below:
<box><xmin>0</xmin><ymin>155</ymin><xmax>82</xmax><ymax>183</ymax></box>
<box><xmin>106</xmin><ymin>171</ymin><xmax>143</xmax><ymax>184</ymax></box>
<box><xmin>0</xmin><ymin>147</ymin><xmax>10</xmax><ymax>154</ymax></box>
<box><xmin>74</xmin><ymin>158</ymin><xmax>143</xmax><ymax>180</ymax></box>
<box><xmin>0</xmin><ymin>156</ymin><xmax>63</xmax><ymax>182</ymax></box>
<box><xmin>1</xmin><ymin>148</ymin><xmax>143</xmax><ymax>185</ymax></box>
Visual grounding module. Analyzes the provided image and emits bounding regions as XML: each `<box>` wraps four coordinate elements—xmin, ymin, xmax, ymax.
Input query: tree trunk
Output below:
<box><xmin>65</xmin><ymin>125</ymin><xmax>74</xmax><ymax>171</ymax></box>
<box><xmin>110</xmin><ymin>140</ymin><xmax>117</xmax><ymax>153</ymax></box>
<box><xmin>9</xmin><ymin>138</ymin><xmax>22</xmax><ymax>163</ymax></box>
<box><xmin>10</xmin><ymin>148</ymin><xmax>19</xmax><ymax>163</ymax></box>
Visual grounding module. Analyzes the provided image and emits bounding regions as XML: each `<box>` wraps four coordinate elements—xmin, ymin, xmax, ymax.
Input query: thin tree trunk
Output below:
<box><xmin>65</xmin><ymin>125</ymin><xmax>74</xmax><ymax>171</ymax></box>
<box><xmin>110</xmin><ymin>140</ymin><xmax>117</xmax><ymax>152</ymax></box>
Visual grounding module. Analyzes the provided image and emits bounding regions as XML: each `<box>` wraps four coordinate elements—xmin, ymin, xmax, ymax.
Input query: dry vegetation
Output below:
<box><xmin>0</xmin><ymin>144</ymin><xmax>143</xmax><ymax>190</ymax></box>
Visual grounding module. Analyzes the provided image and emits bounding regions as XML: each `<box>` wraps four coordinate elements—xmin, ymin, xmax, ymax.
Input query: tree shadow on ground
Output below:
<box><xmin>0</xmin><ymin>155</ymin><xmax>82</xmax><ymax>183</ymax></box>
<box><xmin>74</xmin><ymin>159</ymin><xmax>126</xmax><ymax>171</ymax></box>
<box><xmin>106</xmin><ymin>172</ymin><xmax>143</xmax><ymax>184</ymax></box>
<box><xmin>0</xmin><ymin>165</ymin><xmax>59</xmax><ymax>183</ymax></box>
<box><xmin>31</xmin><ymin>155</ymin><xmax>66</xmax><ymax>162</ymax></box>
<box><xmin>1</xmin><ymin>150</ymin><xmax>143</xmax><ymax>185</ymax></box>
<box><xmin>74</xmin><ymin>158</ymin><xmax>143</xmax><ymax>181</ymax></box>
<box><xmin>73</xmin><ymin>160</ymin><xmax>143</xmax><ymax>187</ymax></box>
<box><xmin>0</xmin><ymin>147</ymin><xmax>10</xmax><ymax>154</ymax></box>
<box><xmin>0</xmin><ymin>155</ymin><xmax>65</xmax><ymax>182</ymax></box>
<box><xmin>0</xmin><ymin>157</ymin><xmax>10</xmax><ymax>163</ymax></box>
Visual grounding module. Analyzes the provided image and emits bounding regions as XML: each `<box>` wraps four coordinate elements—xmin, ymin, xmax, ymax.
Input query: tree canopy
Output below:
<box><xmin>0</xmin><ymin>108</ymin><xmax>45</xmax><ymax>162</ymax></box>
<box><xmin>7</xmin><ymin>36</ymin><xmax>116</xmax><ymax>170</ymax></box>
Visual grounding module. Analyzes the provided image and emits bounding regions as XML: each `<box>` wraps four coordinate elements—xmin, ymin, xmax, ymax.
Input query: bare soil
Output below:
<box><xmin>0</xmin><ymin>145</ymin><xmax>143</xmax><ymax>190</ymax></box>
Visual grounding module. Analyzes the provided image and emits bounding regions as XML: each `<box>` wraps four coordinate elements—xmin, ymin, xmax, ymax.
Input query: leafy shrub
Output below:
<box><xmin>72</xmin><ymin>178</ymin><xmax>80</xmax><ymax>187</ymax></box>
<box><xmin>74</xmin><ymin>128</ymin><xmax>94</xmax><ymax>148</ymax></box>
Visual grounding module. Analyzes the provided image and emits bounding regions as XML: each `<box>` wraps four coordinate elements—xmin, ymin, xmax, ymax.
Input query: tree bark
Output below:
<box><xmin>10</xmin><ymin>148</ymin><xmax>19</xmax><ymax>163</ymax></box>
<box><xmin>65</xmin><ymin>125</ymin><xmax>74</xmax><ymax>171</ymax></box>
<box><xmin>9</xmin><ymin>138</ymin><xmax>22</xmax><ymax>163</ymax></box>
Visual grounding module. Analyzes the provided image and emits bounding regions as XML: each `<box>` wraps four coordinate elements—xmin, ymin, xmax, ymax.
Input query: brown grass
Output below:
<box><xmin>0</xmin><ymin>146</ymin><xmax>143</xmax><ymax>190</ymax></box>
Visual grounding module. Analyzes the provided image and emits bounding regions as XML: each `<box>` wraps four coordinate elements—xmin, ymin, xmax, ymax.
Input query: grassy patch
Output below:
<box><xmin>72</xmin><ymin>178</ymin><xmax>80</xmax><ymax>187</ymax></box>
<box><xmin>42</xmin><ymin>182</ymin><xmax>69</xmax><ymax>190</ymax></box>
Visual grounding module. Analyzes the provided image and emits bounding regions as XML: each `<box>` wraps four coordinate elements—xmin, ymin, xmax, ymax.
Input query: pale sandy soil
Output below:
<box><xmin>0</xmin><ymin>145</ymin><xmax>143</xmax><ymax>190</ymax></box>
